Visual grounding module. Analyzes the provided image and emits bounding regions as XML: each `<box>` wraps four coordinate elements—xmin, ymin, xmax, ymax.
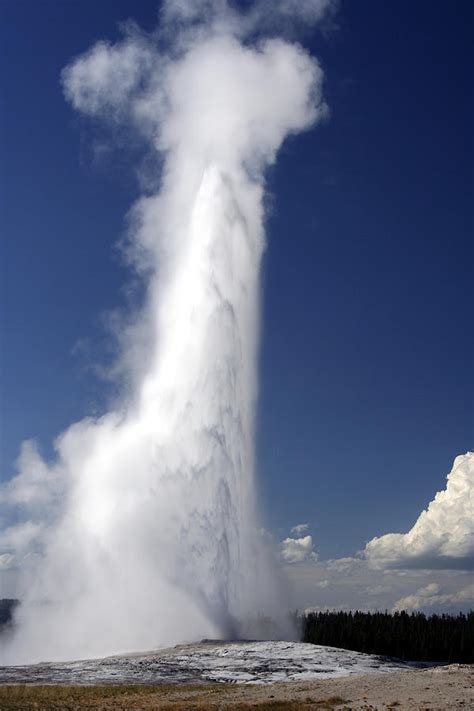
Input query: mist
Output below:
<box><xmin>0</xmin><ymin>0</ymin><xmax>330</xmax><ymax>663</ymax></box>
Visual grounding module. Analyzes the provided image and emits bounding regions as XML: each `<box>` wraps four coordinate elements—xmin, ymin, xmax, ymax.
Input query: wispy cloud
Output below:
<box><xmin>284</xmin><ymin>557</ymin><xmax>474</xmax><ymax>615</ymax></box>
<box><xmin>290</xmin><ymin>523</ymin><xmax>309</xmax><ymax>537</ymax></box>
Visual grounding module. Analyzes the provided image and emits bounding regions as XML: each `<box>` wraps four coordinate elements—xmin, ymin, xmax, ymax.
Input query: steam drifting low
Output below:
<box><xmin>0</xmin><ymin>0</ymin><xmax>331</xmax><ymax>663</ymax></box>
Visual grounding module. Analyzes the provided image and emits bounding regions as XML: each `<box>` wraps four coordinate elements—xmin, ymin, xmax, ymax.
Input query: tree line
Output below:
<box><xmin>301</xmin><ymin>609</ymin><xmax>474</xmax><ymax>663</ymax></box>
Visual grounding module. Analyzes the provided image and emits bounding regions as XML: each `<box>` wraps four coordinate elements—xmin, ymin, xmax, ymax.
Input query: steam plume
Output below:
<box><xmin>0</xmin><ymin>0</ymin><xmax>330</xmax><ymax>663</ymax></box>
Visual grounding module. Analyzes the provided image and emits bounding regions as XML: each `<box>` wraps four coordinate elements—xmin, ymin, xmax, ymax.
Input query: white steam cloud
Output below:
<box><xmin>0</xmin><ymin>1</ymin><xmax>331</xmax><ymax>663</ymax></box>
<box><xmin>365</xmin><ymin>453</ymin><xmax>474</xmax><ymax>570</ymax></box>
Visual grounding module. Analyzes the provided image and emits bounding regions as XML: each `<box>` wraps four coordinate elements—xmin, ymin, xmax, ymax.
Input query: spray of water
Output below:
<box><xmin>0</xmin><ymin>0</ymin><xmax>331</xmax><ymax>663</ymax></box>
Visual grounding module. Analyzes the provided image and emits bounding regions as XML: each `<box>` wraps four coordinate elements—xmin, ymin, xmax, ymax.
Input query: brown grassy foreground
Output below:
<box><xmin>0</xmin><ymin>665</ymin><xmax>472</xmax><ymax>710</ymax></box>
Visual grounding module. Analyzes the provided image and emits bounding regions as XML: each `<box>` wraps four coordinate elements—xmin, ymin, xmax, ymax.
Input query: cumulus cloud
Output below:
<box><xmin>393</xmin><ymin>582</ymin><xmax>474</xmax><ymax>613</ymax></box>
<box><xmin>365</xmin><ymin>453</ymin><xmax>474</xmax><ymax>570</ymax></box>
<box><xmin>278</xmin><ymin>454</ymin><xmax>473</xmax><ymax>612</ymax></box>
<box><xmin>280</xmin><ymin>535</ymin><xmax>317</xmax><ymax>563</ymax></box>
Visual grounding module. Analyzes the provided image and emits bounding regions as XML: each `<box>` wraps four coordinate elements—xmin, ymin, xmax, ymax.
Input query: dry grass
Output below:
<box><xmin>0</xmin><ymin>685</ymin><xmax>347</xmax><ymax>711</ymax></box>
<box><xmin>1</xmin><ymin>667</ymin><xmax>472</xmax><ymax>710</ymax></box>
<box><xmin>0</xmin><ymin>684</ymin><xmax>210</xmax><ymax>711</ymax></box>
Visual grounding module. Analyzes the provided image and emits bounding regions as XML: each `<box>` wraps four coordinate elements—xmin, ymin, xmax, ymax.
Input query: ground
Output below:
<box><xmin>0</xmin><ymin>664</ymin><xmax>472</xmax><ymax>710</ymax></box>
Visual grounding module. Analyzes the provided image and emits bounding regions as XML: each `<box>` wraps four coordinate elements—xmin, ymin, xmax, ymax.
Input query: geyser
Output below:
<box><xmin>0</xmin><ymin>0</ymin><xmax>330</xmax><ymax>663</ymax></box>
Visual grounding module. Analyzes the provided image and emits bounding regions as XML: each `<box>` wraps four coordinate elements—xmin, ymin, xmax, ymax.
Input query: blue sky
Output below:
<box><xmin>1</xmin><ymin>0</ymin><xmax>472</xmax><ymax>607</ymax></box>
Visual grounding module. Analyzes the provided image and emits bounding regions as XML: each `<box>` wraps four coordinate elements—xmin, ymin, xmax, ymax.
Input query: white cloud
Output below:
<box><xmin>280</xmin><ymin>535</ymin><xmax>317</xmax><ymax>564</ymax></box>
<box><xmin>325</xmin><ymin>556</ymin><xmax>363</xmax><ymax>573</ymax></box>
<box><xmin>366</xmin><ymin>584</ymin><xmax>392</xmax><ymax>595</ymax></box>
<box><xmin>393</xmin><ymin>582</ymin><xmax>474</xmax><ymax>612</ymax></box>
<box><xmin>291</xmin><ymin>523</ymin><xmax>309</xmax><ymax>536</ymax></box>
<box><xmin>281</xmin><ymin>454</ymin><xmax>473</xmax><ymax>612</ymax></box>
<box><xmin>365</xmin><ymin>453</ymin><xmax>474</xmax><ymax>570</ymax></box>
<box><xmin>283</xmin><ymin>556</ymin><xmax>474</xmax><ymax>615</ymax></box>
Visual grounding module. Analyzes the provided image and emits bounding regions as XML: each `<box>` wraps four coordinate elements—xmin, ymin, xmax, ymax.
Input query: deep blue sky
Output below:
<box><xmin>1</xmin><ymin>1</ymin><xmax>472</xmax><ymax>560</ymax></box>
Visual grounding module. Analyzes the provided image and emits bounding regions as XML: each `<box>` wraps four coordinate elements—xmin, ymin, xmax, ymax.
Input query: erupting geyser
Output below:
<box><xmin>0</xmin><ymin>0</ymin><xmax>330</xmax><ymax>663</ymax></box>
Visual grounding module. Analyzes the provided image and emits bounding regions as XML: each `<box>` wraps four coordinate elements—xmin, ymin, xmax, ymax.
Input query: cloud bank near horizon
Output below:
<box><xmin>280</xmin><ymin>453</ymin><xmax>473</xmax><ymax>614</ymax></box>
<box><xmin>392</xmin><ymin>581</ymin><xmax>474</xmax><ymax>613</ymax></box>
